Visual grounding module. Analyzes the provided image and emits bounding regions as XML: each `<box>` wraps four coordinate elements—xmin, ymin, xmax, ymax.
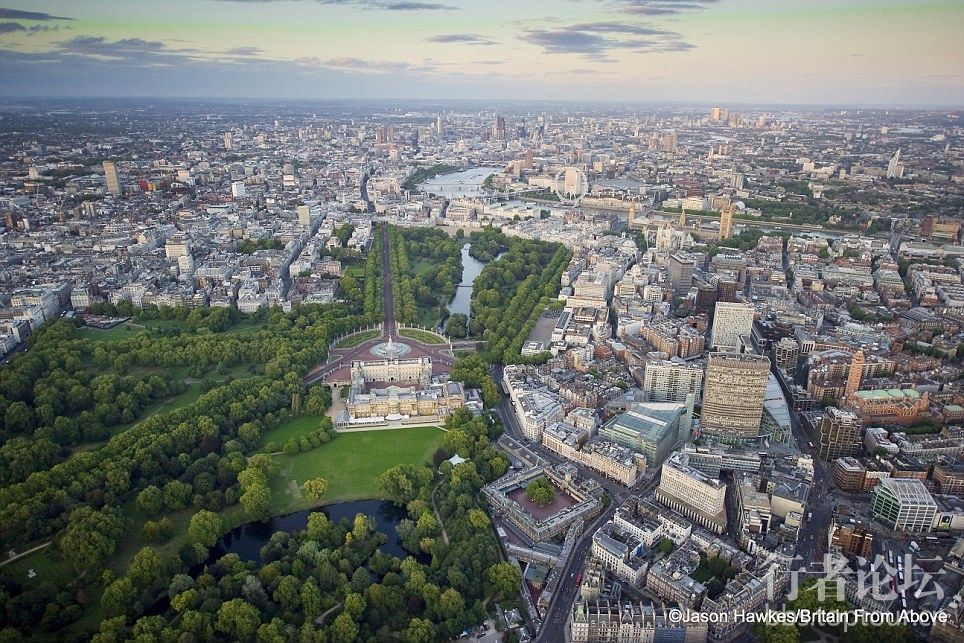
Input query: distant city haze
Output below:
<box><xmin>0</xmin><ymin>0</ymin><xmax>961</xmax><ymax>105</ymax></box>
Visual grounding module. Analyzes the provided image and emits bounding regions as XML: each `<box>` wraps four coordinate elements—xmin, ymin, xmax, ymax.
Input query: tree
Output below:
<box><xmin>525</xmin><ymin>477</ymin><xmax>555</xmax><ymax>507</ymax></box>
<box><xmin>241</xmin><ymin>482</ymin><xmax>271</xmax><ymax>521</ymax></box>
<box><xmin>468</xmin><ymin>508</ymin><xmax>490</xmax><ymax>530</ymax></box>
<box><xmin>486</xmin><ymin>562</ymin><xmax>521</xmax><ymax>599</ymax></box>
<box><xmin>101</xmin><ymin>577</ymin><xmax>136</xmax><ymax>617</ymax></box>
<box><xmin>302</xmin><ymin>477</ymin><xmax>329</xmax><ymax>501</ymax></box>
<box><xmin>329</xmin><ymin>613</ymin><xmax>358</xmax><ymax>643</ymax></box>
<box><xmin>216</xmin><ymin>599</ymin><xmax>261</xmax><ymax>640</ymax></box>
<box><xmin>657</xmin><ymin>538</ymin><xmax>675</xmax><ymax>554</ymax></box>
<box><xmin>128</xmin><ymin>547</ymin><xmax>164</xmax><ymax>592</ymax></box>
<box><xmin>444</xmin><ymin>314</ymin><xmax>468</xmax><ymax>339</ymax></box>
<box><xmin>58</xmin><ymin>506</ymin><xmax>126</xmax><ymax>572</ymax></box>
<box><xmin>376</xmin><ymin>464</ymin><xmax>431</xmax><ymax>505</ymax></box>
<box><xmin>188</xmin><ymin>510</ymin><xmax>222</xmax><ymax>547</ymax></box>
<box><xmin>405</xmin><ymin>618</ymin><xmax>435</xmax><ymax>643</ymax></box>
<box><xmin>136</xmin><ymin>485</ymin><xmax>164</xmax><ymax>515</ymax></box>
<box><xmin>300</xmin><ymin>579</ymin><xmax>322</xmax><ymax>617</ymax></box>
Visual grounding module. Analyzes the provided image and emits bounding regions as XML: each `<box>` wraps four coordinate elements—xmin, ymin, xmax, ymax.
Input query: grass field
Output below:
<box><xmin>260</xmin><ymin>415</ymin><xmax>327</xmax><ymax>452</ymax></box>
<box><xmin>334</xmin><ymin>329</ymin><xmax>380</xmax><ymax>348</ymax></box>
<box><xmin>399</xmin><ymin>327</ymin><xmax>447</xmax><ymax>344</ymax></box>
<box><xmin>269</xmin><ymin>425</ymin><xmax>444</xmax><ymax>512</ymax></box>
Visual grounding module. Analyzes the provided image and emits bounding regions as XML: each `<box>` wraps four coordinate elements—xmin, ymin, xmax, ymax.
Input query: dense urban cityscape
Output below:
<box><xmin>0</xmin><ymin>97</ymin><xmax>961</xmax><ymax>642</ymax></box>
<box><xmin>0</xmin><ymin>0</ymin><xmax>962</xmax><ymax>642</ymax></box>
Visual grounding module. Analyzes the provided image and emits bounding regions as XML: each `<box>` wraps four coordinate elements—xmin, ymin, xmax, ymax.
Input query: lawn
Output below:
<box><xmin>399</xmin><ymin>327</ymin><xmax>447</xmax><ymax>345</ymax></box>
<box><xmin>269</xmin><ymin>426</ymin><xmax>444</xmax><ymax>512</ymax></box>
<box><xmin>334</xmin><ymin>329</ymin><xmax>380</xmax><ymax>348</ymax></box>
<box><xmin>260</xmin><ymin>415</ymin><xmax>327</xmax><ymax>452</ymax></box>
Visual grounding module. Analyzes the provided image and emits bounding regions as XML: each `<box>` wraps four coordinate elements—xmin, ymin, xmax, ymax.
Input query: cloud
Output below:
<box><xmin>426</xmin><ymin>33</ymin><xmax>497</xmax><ymax>46</ymax></box>
<box><xmin>0</xmin><ymin>8</ymin><xmax>74</xmax><ymax>21</ymax></box>
<box><xmin>56</xmin><ymin>36</ymin><xmax>182</xmax><ymax>60</ymax></box>
<box><xmin>224</xmin><ymin>46</ymin><xmax>262</xmax><ymax>56</ymax></box>
<box><xmin>610</xmin><ymin>0</ymin><xmax>720</xmax><ymax>16</ymax></box>
<box><xmin>318</xmin><ymin>56</ymin><xmax>435</xmax><ymax>74</ymax></box>
<box><xmin>0</xmin><ymin>21</ymin><xmax>24</xmax><ymax>34</ymax></box>
<box><xmin>209</xmin><ymin>0</ymin><xmax>454</xmax><ymax>8</ymax></box>
<box><xmin>521</xmin><ymin>21</ymin><xmax>693</xmax><ymax>59</ymax></box>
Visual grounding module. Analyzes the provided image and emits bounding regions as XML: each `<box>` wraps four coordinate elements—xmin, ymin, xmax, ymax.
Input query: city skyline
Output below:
<box><xmin>0</xmin><ymin>0</ymin><xmax>962</xmax><ymax>106</ymax></box>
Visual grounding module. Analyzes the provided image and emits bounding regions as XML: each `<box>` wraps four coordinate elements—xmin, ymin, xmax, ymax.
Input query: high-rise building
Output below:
<box><xmin>492</xmin><ymin>115</ymin><xmax>506</xmax><ymax>141</ymax></box>
<box><xmin>719</xmin><ymin>204</ymin><xmax>735</xmax><ymax>240</ymax></box>
<box><xmin>710</xmin><ymin>302</ymin><xmax>754</xmax><ymax>352</ymax></box>
<box><xmin>773</xmin><ymin>337</ymin><xmax>799</xmax><ymax>374</ymax></box>
<box><xmin>642</xmin><ymin>360</ymin><xmax>703</xmax><ymax>404</ymax></box>
<box><xmin>656</xmin><ymin>450</ymin><xmax>727</xmax><ymax>533</ymax></box>
<box><xmin>103</xmin><ymin>161</ymin><xmax>122</xmax><ymax>196</ymax></box>
<box><xmin>886</xmin><ymin>149</ymin><xmax>904</xmax><ymax>179</ymax></box>
<box><xmin>231</xmin><ymin>181</ymin><xmax>246</xmax><ymax>199</ymax></box>
<box><xmin>711</xmin><ymin>106</ymin><xmax>721</xmax><ymax>121</ymax></box>
<box><xmin>667</xmin><ymin>254</ymin><xmax>695</xmax><ymax>293</ymax></box>
<box><xmin>844</xmin><ymin>350</ymin><xmax>864</xmax><ymax>399</ymax></box>
<box><xmin>701</xmin><ymin>353</ymin><xmax>770</xmax><ymax>442</ymax></box>
<box><xmin>435</xmin><ymin>115</ymin><xmax>443</xmax><ymax>134</ymax></box>
<box><xmin>223</xmin><ymin>132</ymin><xmax>234</xmax><ymax>150</ymax></box>
<box><xmin>870</xmin><ymin>478</ymin><xmax>936</xmax><ymax>533</ymax></box>
<box><xmin>817</xmin><ymin>407</ymin><xmax>861</xmax><ymax>461</ymax></box>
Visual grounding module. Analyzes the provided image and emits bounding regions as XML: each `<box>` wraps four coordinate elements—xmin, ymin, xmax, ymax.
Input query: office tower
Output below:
<box><xmin>719</xmin><ymin>204</ymin><xmax>735</xmax><ymax>240</ymax></box>
<box><xmin>524</xmin><ymin>148</ymin><xmax>534</xmax><ymax>170</ymax></box>
<box><xmin>492</xmin><ymin>115</ymin><xmax>506</xmax><ymax>141</ymax></box>
<box><xmin>844</xmin><ymin>350</ymin><xmax>864</xmax><ymax>399</ymax></box>
<box><xmin>701</xmin><ymin>353</ymin><xmax>770</xmax><ymax>442</ymax></box>
<box><xmin>886</xmin><ymin>149</ymin><xmax>904</xmax><ymax>179</ymax></box>
<box><xmin>711</xmin><ymin>106</ymin><xmax>721</xmax><ymax>121</ymax></box>
<box><xmin>667</xmin><ymin>254</ymin><xmax>695</xmax><ymax>293</ymax></box>
<box><xmin>656</xmin><ymin>451</ymin><xmax>727</xmax><ymax>533</ymax></box>
<box><xmin>773</xmin><ymin>337</ymin><xmax>799</xmax><ymax>374</ymax></box>
<box><xmin>103</xmin><ymin>161</ymin><xmax>123</xmax><ymax>195</ymax></box>
<box><xmin>710</xmin><ymin>302</ymin><xmax>754</xmax><ymax>352</ymax></box>
<box><xmin>642</xmin><ymin>360</ymin><xmax>703</xmax><ymax>404</ymax></box>
<box><xmin>870</xmin><ymin>479</ymin><xmax>937</xmax><ymax>533</ymax></box>
<box><xmin>231</xmin><ymin>181</ymin><xmax>246</xmax><ymax>199</ymax></box>
<box><xmin>223</xmin><ymin>132</ymin><xmax>234</xmax><ymax>150</ymax></box>
<box><xmin>817</xmin><ymin>407</ymin><xmax>861</xmax><ymax>461</ymax></box>
<box><xmin>436</xmin><ymin>115</ymin><xmax>443</xmax><ymax>134</ymax></box>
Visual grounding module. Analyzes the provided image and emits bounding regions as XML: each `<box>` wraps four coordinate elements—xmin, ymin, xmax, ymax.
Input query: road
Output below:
<box><xmin>380</xmin><ymin>222</ymin><xmax>395</xmax><ymax>336</ymax></box>
<box><xmin>537</xmin><ymin>475</ymin><xmax>660</xmax><ymax>643</ymax></box>
<box><xmin>490</xmin><ymin>367</ymin><xmax>652</xmax><ymax>640</ymax></box>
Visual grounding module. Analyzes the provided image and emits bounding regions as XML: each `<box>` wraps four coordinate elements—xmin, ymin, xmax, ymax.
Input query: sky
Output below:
<box><xmin>0</xmin><ymin>0</ymin><xmax>961</xmax><ymax>106</ymax></box>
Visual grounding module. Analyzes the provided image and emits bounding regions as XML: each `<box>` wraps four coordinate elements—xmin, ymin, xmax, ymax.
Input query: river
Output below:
<box><xmin>418</xmin><ymin>166</ymin><xmax>503</xmax><ymax>199</ymax></box>
<box><xmin>446</xmin><ymin>243</ymin><xmax>485</xmax><ymax>319</ymax></box>
<box><xmin>205</xmin><ymin>499</ymin><xmax>408</xmax><ymax>565</ymax></box>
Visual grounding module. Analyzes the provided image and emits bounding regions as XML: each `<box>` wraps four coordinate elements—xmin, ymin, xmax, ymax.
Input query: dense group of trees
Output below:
<box><xmin>86</xmin><ymin>302</ymin><xmax>243</xmax><ymax>334</ymax></box>
<box><xmin>469</xmin><ymin>237</ymin><xmax>570</xmax><ymax>363</ymax></box>
<box><xmin>0</xmin><ymin>301</ymin><xmax>368</xmax><ymax>639</ymax></box>
<box><xmin>444</xmin><ymin>313</ymin><xmax>468</xmax><ymax>339</ymax></box>
<box><xmin>236</xmin><ymin>238</ymin><xmax>282</xmax><ymax>254</ymax></box>
<box><xmin>467</xmin><ymin>227</ymin><xmax>509</xmax><ymax>262</ymax></box>
<box><xmin>0</xmin><ymin>321</ymin><xmax>187</xmax><ymax>467</ymax></box>
<box><xmin>450</xmin><ymin>355</ymin><xmax>501</xmax><ymax>408</ymax></box>
<box><xmin>389</xmin><ymin>226</ymin><xmax>463</xmax><ymax>327</ymax></box>
<box><xmin>30</xmin><ymin>407</ymin><xmax>517</xmax><ymax>642</ymax></box>
<box><xmin>525</xmin><ymin>477</ymin><xmax>555</xmax><ymax>507</ymax></box>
